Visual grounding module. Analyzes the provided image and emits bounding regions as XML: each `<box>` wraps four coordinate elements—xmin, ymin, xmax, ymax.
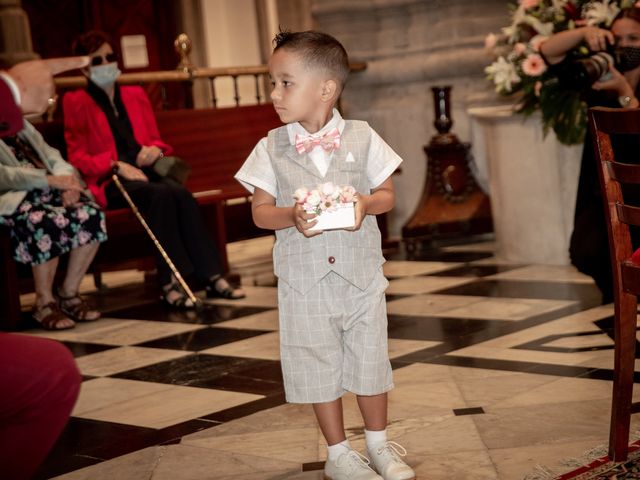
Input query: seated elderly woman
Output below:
<box><xmin>63</xmin><ymin>30</ymin><xmax>244</xmax><ymax>308</ymax></box>
<box><xmin>0</xmin><ymin>120</ymin><xmax>107</xmax><ymax>330</ymax></box>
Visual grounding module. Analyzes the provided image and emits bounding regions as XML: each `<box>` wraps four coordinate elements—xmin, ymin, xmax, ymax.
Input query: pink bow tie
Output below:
<box><xmin>295</xmin><ymin>127</ymin><xmax>341</xmax><ymax>154</ymax></box>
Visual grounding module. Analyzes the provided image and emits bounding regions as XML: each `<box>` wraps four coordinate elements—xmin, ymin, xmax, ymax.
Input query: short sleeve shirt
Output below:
<box><xmin>235</xmin><ymin>109</ymin><xmax>402</xmax><ymax>198</ymax></box>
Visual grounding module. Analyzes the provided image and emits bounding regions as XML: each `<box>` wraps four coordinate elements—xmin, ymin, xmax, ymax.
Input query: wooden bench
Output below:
<box><xmin>0</xmin><ymin>104</ymin><xmax>281</xmax><ymax>330</ymax></box>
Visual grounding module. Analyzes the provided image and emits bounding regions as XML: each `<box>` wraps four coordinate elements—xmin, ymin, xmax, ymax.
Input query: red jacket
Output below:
<box><xmin>62</xmin><ymin>86</ymin><xmax>172</xmax><ymax>207</ymax></box>
<box><xmin>0</xmin><ymin>76</ymin><xmax>23</xmax><ymax>138</ymax></box>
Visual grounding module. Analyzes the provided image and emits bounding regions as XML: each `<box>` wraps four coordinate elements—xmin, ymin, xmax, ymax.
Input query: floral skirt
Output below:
<box><xmin>0</xmin><ymin>188</ymin><xmax>107</xmax><ymax>266</ymax></box>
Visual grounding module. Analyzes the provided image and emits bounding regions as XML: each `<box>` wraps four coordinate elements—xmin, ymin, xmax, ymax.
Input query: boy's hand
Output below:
<box><xmin>293</xmin><ymin>203</ymin><xmax>322</xmax><ymax>237</ymax></box>
<box><xmin>346</xmin><ymin>193</ymin><xmax>367</xmax><ymax>232</ymax></box>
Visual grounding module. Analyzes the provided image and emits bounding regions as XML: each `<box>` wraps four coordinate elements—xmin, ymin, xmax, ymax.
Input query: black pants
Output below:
<box><xmin>105</xmin><ymin>176</ymin><xmax>221</xmax><ymax>286</ymax></box>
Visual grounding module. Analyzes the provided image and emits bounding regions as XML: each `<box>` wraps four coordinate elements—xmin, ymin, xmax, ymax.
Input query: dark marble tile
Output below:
<box><xmin>36</xmin><ymin>417</ymin><xmax>157</xmax><ymax>478</ymax></box>
<box><xmin>114</xmin><ymin>353</ymin><xmax>283</xmax><ymax>392</ymax></box>
<box><xmin>61</xmin><ymin>340</ymin><xmax>117</xmax><ymax>358</ymax></box>
<box><xmin>426</xmin><ymin>264</ymin><xmax>524</xmax><ymax>278</ymax></box>
<box><xmin>433</xmin><ymin>279</ymin><xmax>602</xmax><ymax>306</ymax></box>
<box><xmin>303</xmin><ymin>461</ymin><xmax>325</xmax><ymax>471</ymax></box>
<box><xmin>388</xmin><ymin>315</ymin><xmax>509</xmax><ymax>342</ymax></box>
<box><xmin>453</xmin><ymin>407</ymin><xmax>485</xmax><ymax>416</ymax></box>
<box><xmin>134</xmin><ymin>327</ymin><xmax>271</xmax><ymax>351</ymax></box>
<box><xmin>109</xmin><ymin>301</ymin><xmax>274</xmax><ymax>325</ymax></box>
<box><xmin>514</xmin><ymin>331</ymin><xmax>614</xmax><ymax>353</ymax></box>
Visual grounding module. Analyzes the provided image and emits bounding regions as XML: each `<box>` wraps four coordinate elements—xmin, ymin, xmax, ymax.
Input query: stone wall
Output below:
<box><xmin>311</xmin><ymin>0</ymin><xmax>510</xmax><ymax>237</ymax></box>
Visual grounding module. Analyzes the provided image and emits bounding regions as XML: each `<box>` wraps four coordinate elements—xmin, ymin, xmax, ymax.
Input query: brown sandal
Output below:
<box><xmin>57</xmin><ymin>292</ymin><xmax>101</xmax><ymax>322</ymax></box>
<box><xmin>32</xmin><ymin>302</ymin><xmax>76</xmax><ymax>330</ymax></box>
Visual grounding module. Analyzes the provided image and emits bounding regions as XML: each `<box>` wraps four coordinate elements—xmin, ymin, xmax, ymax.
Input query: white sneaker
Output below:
<box><xmin>366</xmin><ymin>441</ymin><xmax>415</xmax><ymax>480</ymax></box>
<box><xmin>324</xmin><ymin>449</ymin><xmax>383</xmax><ymax>480</ymax></box>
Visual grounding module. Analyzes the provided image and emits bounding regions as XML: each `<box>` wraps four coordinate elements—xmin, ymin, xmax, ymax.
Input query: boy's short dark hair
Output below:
<box><xmin>273</xmin><ymin>31</ymin><xmax>350</xmax><ymax>92</ymax></box>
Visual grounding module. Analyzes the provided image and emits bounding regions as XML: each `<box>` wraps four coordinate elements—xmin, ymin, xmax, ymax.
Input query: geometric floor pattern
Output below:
<box><xmin>18</xmin><ymin>237</ymin><xmax>640</xmax><ymax>479</ymax></box>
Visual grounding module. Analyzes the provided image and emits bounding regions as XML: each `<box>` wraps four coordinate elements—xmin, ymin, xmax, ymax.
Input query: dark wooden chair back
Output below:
<box><xmin>589</xmin><ymin>106</ymin><xmax>640</xmax><ymax>461</ymax></box>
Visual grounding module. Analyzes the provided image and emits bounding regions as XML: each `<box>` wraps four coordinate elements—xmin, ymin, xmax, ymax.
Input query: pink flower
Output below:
<box><xmin>521</xmin><ymin>53</ymin><xmax>547</xmax><ymax>76</ymax></box>
<box><xmin>513</xmin><ymin>43</ymin><xmax>527</xmax><ymax>55</ymax></box>
<box><xmin>321</xmin><ymin>182</ymin><xmax>338</xmax><ymax>198</ymax></box>
<box><xmin>484</xmin><ymin>33</ymin><xmax>497</xmax><ymax>51</ymax></box>
<box><xmin>17</xmin><ymin>243</ymin><xmax>32</xmax><ymax>263</ymax></box>
<box><xmin>28</xmin><ymin>211</ymin><xmax>44</xmax><ymax>224</ymax></box>
<box><xmin>520</xmin><ymin>0</ymin><xmax>540</xmax><ymax>9</ymax></box>
<box><xmin>37</xmin><ymin>234</ymin><xmax>52</xmax><ymax>252</ymax></box>
<box><xmin>59</xmin><ymin>232</ymin><xmax>69</xmax><ymax>245</ymax></box>
<box><xmin>53</xmin><ymin>214</ymin><xmax>69</xmax><ymax>229</ymax></box>
<box><xmin>76</xmin><ymin>209</ymin><xmax>89</xmax><ymax>223</ymax></box>
<box><xmin>19</xmin><ymin>203</ymin><xmax>32</xmax><ymax>213</ymax></box>
<box><xmin>340</xmin><ymin>185</ymin><xmax>357</xmax><ymax>203</ymax></box>
<box><xmin>78</xmin><ymin>230</ymin><xmax>91</xmax><ymax>245</ymax></box>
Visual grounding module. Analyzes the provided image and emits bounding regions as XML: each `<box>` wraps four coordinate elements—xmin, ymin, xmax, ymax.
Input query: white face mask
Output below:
<box><xmin>89</xmin><ymin>63</ymin><xmax>121</xmax><ymax>88</ymax></box>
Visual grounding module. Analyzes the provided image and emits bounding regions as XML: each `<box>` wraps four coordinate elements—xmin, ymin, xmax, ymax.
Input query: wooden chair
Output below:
<box><xmin>589</xmin><ymin>106</ymin><xmax>640</xmax><ymax>461</ymax></box>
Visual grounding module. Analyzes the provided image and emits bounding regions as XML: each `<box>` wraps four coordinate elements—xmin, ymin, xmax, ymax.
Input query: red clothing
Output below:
<box><xmin>62</xmin><ymin>86</ymin><xmax>172</xmax><ymax>207</ymax></box>
<box><xmin>0</xmin><ymin>333</ymin><xmax>81</xmax><ymax>479</ymax></box>
<box><xmin>0</xmin><ymin>76</ymin><xmax>24</xmax><ymax>137</ymax></box>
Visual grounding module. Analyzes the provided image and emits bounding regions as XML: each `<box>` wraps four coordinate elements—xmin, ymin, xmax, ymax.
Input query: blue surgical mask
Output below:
<box><xmin>89</xmin><ymin>63</ymin><xmax>121</xmax><ymax>88</ymax></box>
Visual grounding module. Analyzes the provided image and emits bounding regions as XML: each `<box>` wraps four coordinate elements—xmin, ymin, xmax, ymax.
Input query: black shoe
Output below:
<box><xmin>161</xmin><ymin>283</ymin><xmax>196</xmax><ymax>309</ymax></box>
<box><xmin>206</xmin><ymin>277</ymin><xmax>245</xmax><ymax>300</ymax></box>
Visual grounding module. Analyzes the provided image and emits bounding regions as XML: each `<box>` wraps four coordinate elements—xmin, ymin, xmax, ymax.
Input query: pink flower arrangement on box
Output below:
<box><xmin>293</xmin><ymin>182</ymin><xmax>357</xmax><ymax>217</ymax></box>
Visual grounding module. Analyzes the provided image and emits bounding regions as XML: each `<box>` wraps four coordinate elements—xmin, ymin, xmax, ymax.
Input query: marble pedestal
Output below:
<box><xmin>468</xmin><ymin>105</ymin><xmax>583</xmax><ymax>265</ymax></box>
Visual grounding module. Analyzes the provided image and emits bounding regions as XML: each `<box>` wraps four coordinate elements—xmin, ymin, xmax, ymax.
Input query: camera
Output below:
<box><xmin>556</xmin><ymin>51</ymin><xmax>614</xmax><ymax>89</ymax></box>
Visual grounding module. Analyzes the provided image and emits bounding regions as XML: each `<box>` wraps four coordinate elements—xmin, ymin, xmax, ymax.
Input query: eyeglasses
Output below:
<box><xmin>91</xmin><ymin>53</ymin><xmax>118</xmax><ymax>66</ymax></box>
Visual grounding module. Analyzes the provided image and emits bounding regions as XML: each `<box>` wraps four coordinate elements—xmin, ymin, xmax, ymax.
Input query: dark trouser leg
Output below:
<box><xmin>106</xmin><ymin>179</ymin><xmax>194</xmax><ymax>286</ymax></box>
<box><xmin>0</xmin><ymin>333</ymin><xmax>81</xmax><ymax>479</ymax></box>
<box><xmin>569</xmin><ymin>205</ymin><xmax>613</xmax><ymax>304</ymax></box>
<box><xmin>159</xmin><ymin>178</ymin><xmax>222</xmax><ymax>282</ymax></box>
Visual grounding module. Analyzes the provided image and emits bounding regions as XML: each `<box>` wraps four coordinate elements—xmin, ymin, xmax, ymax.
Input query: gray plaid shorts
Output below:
<box><xmin>278</xmin><ymin>269</ymin><xmax>394</xmax><ymax>403</ymax></box>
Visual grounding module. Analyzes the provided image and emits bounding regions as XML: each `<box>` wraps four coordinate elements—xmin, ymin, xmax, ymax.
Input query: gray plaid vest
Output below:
<box><xmin>267</xmin><ymin>120</ymin><xmax>385</xmax><ymax>294</ymax></box>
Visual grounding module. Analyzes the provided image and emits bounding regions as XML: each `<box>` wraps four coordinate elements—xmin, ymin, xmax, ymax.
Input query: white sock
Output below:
<box><xmin>365</xmin><ymin>429</ymin><xmax>388</xmax><ymax>451</ymax></box>
<box><xmin>327</xmin><ymin>439</ymin><xmax>351</xmax><ymax>462</ymax></box>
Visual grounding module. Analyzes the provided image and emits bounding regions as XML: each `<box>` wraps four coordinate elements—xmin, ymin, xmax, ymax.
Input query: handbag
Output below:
<box><xmin>152</xmin><ymin>155</ymin><xmax>191</xmax><ymax>184</ymax></box>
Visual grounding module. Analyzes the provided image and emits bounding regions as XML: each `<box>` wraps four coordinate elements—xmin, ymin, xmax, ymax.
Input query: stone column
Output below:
<box><xmin>0</xmin><ymin>0</ymin><xmax>37</xmax><ymax>66</ymax></box>
<box><xmin>311</xmin><ymin>0</ymin><xmax>510</xmax><ymax>237</ymax></box>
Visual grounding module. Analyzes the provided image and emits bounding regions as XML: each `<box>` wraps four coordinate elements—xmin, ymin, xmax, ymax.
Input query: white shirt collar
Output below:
<box><xmin>287</xmin><ymin>108</ymin><xmax>345</xmax><ymax>146</ymax></box>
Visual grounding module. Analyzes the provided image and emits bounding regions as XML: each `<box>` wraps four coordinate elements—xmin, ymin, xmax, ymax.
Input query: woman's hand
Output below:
<box><xmin>136</xmin><ymin>145</ymin><xmax>163</xmax><ymax>167</ymax></box>
<box><xmin>583</xmin><ymin>26</ymin><xmax>615</xmax><ymax>52</ymax></box>
<box><xmin>293</xmin><ymin>203</ymin><xmax>322</xmax><ymax>237</ymax></box>
<box><xmin>117</xmin><ymin>161</ymin><xmax>148</xmax><ymax>182</ymax></box>
<box><xmin>47</xmin><ymin>175</ymin><xmax>83</xmax><ymax>192</ymax></box>
<box><xmin>346</xmin><ymin>193</ymin><xmax>368</xmax><ymax>232</ymax></box>
<box><xmin>61</xmin><ymin>189</ymin><xmax>80</xmax><ymax>207</ymax></box>
<box><xmin>592</xmin><ymin>64</ymin><xmax>636</xmax><ymax>97</ymax></box>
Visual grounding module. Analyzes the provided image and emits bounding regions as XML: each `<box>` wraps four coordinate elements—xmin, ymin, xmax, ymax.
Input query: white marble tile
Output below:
<box><xmin>22</xmin><ymin>318</ymin><xmax>206</xmax><ymax>346</ymax></box>
<box><xmin>51</xmin><ymin>446</ymin><xmax>162</xmax><ymax>479</ymax></box>
<box><xmin>486</xmin><ymin>265</ymin><xmax>593</xmax><ymax>283</ymax></box>
<box><xmin>386</xmin><ymin>294</ymin><xmax>482</xmax><ymax>316</ymax></box>
<box><xmin>442</xmin><ymin>297</ymin><xmax>576</xmax><ymax>321</ymax></box>
<box><xmin>73</xmin><ymin>378</ymin><xmax>263</xmax><ymax>429</ymax></box>
<box><xmin>413</xmin><ymin>450</ymin><xmax>499</xmax><ymax>480</ymax></box>
<box><xmin>182</xmin><ymin>426</ymin><xmax>320</xmax><ymax>463</ymax></box>
<box><xmin>383</xmin><ymin>261</ymin><xmax>462</xmax><ymax>277</ymax></box>
<box><xmin>75</xmin><ymin>346</ymin><xmax>191</xmax><ymax>377</ymax></box>
<box><xmin>546</xmin><ymin>332</ymin><xmax>613</xmax><ymax>349</ymax></box>
<box><xmin>441</xmin><ymin>241</ymin><xmax>496</xmax><ymax>253</ymax></box>
<box><xmin>200</xmin><ymin>331</ymin><xmax>281</xmax><ymax>360</ymax></box>
<box><xmin>213</xmin><ymin>309</ymin><xmax>279</xmax><ymax>330</ymax></box>
<box><xmin>494</xmin><ymin>377</ymin><xmax>613</xmax><ymax>408</ymax></box>
<box><xmin>386</xmin><ymin>275</ymin><xmax>474</xmax><ymax>295</ymax></box>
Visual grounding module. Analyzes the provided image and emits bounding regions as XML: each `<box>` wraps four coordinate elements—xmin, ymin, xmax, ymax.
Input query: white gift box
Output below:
<box><xmin>308</xmin><ymin>202</ymin><xmax>355</xmax><ymax>231</ymax></box>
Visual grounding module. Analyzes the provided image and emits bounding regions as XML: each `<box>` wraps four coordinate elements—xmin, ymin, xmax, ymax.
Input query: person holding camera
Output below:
<box><xmin>540</xmin><ymin>7</ymin><xmax>640</xmax><ymax>304</ymax></box>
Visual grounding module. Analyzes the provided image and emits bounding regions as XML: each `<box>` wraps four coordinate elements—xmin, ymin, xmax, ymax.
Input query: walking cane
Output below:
<box><xmin>108</xmin><ymin>166</ymin><xmax>200</xmax><ymax>307</ymax></box>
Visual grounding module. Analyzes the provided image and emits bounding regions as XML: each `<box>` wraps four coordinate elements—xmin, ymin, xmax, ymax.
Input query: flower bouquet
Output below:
<box><xmin>485</xmin><ymin>0</ymin><xmax>637</xmax><ymax>145</ymax></box>
<box><xmin>294</xmin><ymin>182</ymin><xmax>357</xmax><ymax>231</ymax></box>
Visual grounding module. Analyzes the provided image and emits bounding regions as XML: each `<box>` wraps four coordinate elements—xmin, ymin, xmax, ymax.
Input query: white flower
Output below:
<box><xmin>485</xmin><ymin>56</ymin><xmax>521</xmax><ymax>93</ymax></box>
<box><xmin>583</xmin><ymin>0</ymin><xmax>621</xmax><ymax>26</ymax></box>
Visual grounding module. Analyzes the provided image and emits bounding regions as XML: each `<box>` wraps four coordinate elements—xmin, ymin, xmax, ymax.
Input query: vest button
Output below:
<box><xmin>328</xmin><ymin>256</ymin><xmax>335</xmax><ymax>264</ymax></box>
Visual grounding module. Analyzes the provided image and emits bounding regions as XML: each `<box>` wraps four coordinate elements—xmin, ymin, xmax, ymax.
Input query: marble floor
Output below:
<box><xmin>16</xmin><ymin>236</ymin><xmax>640</xmax><ymax>480</ymax></box>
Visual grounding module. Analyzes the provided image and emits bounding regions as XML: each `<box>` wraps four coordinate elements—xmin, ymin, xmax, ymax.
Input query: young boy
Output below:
<box><xmin>235</xmin><ymin>31</ymin><xmax>415</xmax><ymax>480</ymax></box>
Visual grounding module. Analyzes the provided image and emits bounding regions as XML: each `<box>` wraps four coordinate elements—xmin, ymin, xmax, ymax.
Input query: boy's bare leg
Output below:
<box><xmin>313</xmin><ymin>398</ymin><xmax>347</xmax><ymax>445</ymax></box>
<box><xmin>357</xmin><ymin>393</ymin><xmax>388</xmax><ymax>431</ymax></box>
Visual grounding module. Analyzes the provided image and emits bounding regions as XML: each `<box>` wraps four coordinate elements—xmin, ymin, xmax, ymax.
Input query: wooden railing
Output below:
<box><xmin>53</xmin><ymin>61</ymin><xmax>367</xmax><ymax>110</ymax></box>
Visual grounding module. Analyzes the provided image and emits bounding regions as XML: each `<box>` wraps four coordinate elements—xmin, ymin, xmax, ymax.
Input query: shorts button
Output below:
<box><xmin>328</xmin><ymin>256</ymin><xmax>335</xmax><ymax>264</ymax></box>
